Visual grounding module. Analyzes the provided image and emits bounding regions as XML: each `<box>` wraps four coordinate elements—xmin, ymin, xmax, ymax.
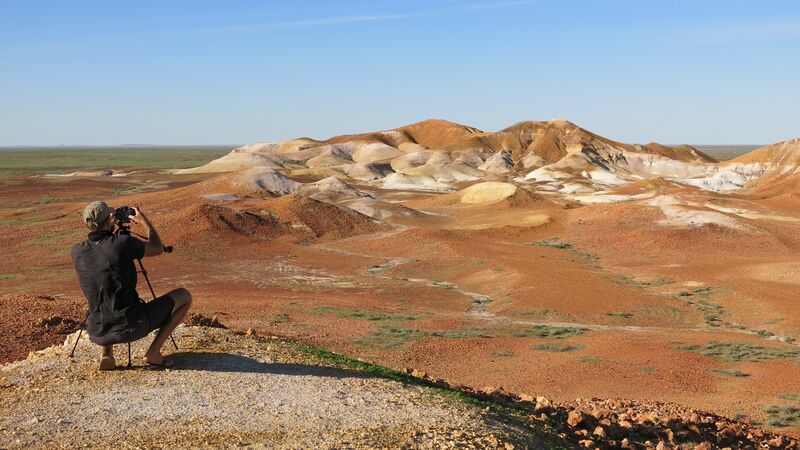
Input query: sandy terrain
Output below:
<box><xmin>2</xmin><ymin>326</ymin><xmax>547</xmax><ymax>449</ymax></box>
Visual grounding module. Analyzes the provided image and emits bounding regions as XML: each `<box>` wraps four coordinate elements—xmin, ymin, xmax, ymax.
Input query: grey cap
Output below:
<box><xmin>83</xmin><ymin>201</ymin><xmax>115</xmax><ymax>226</ymax></box>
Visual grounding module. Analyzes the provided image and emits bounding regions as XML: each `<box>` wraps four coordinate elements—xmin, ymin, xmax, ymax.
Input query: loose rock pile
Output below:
<box><xmin>184</xmin><ymin>312</ymin><xmax>226</xmax><ymax>328</ymax></box>
<box><xmin>0</xmin><ymin>294</ymin><xmax>85</xmax><ymax>364</ymax></box>
<box><xmin>33</xmin><ymin>315</ymin><xmax>81</xmax><ymax>333</ymax></box>
<box><xmin>402</xmin><ymin>368</ymin><xmax>799</xmax><ymax>449</ymax></box>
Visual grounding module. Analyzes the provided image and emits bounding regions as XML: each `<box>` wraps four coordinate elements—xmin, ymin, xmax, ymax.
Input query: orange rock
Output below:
<box><xmin>568</xmin><ymin>411</ymin><xmax>584</xmax><ymax>427</ymax></box>
<box><xmin>766</xmin><ymin>436</ymin><xmax>784</xmax><ymax>448</ymax></box>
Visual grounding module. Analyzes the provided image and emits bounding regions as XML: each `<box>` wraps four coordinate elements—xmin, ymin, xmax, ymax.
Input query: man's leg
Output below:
<box><xmin>144</xmin><ymin>287</ymin><xmax>192</xmax><ymax>365</ymax></box>
<box><xmin>99</xmin><ymin>345</ymin><xmax>115</xmax><ymax>371</ymax></box>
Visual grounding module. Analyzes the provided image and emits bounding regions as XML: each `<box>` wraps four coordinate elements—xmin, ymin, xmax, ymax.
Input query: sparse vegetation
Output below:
<box><xmin>606</xmin><ymin>312</ymin><xmax>634</xmax><ymax>319</ymax></box>
<box><xmin>764</xmin><ymin>405</ymin><xmax>800</xmax><ymax>428</ymax></box>
<box><xmin>600</xmin><ymin>273</ymin><xmax>674</xmax><ymax>289</ymax></box>
<box><xmin>268</xmin><ymin>314</ymin><xmax>290</xmax><ymax>323</ymax></box>
<box><xmin>682</xmin><ymin>286</ymin><xmax>735</xmax><ymax>300</ymax></box>
<box><xmin>0</xmin><ymin>217</ymin><xmax>42</xmax><ymax>225</ymax></box>
<box><xmin>352</xmin><ymin>326</ymin><xmax>491</xmax><ymax>350</ymax></box>
<box><xmin>765</xmin><ymin>317</ymin><xmax>785</xmax><ymax>325</ymax></box>
<box><xmin>573</xmin><ymin>251</ymin><xmax>601</xmax><ymax>267</ymax></box>
<box><xmin>352</xmin><ymin>323</ymin><xmax>587</xmax><ymax>350</ymax></box>
<box><xmin>312</xmin><ymin>307</ymin><xmax>418</xmax><ymax>322</ymax></box>
<box><xmin>710</xmin><ymin>368</ymin><xmax>750</xmax><ymax>378</ymax></box>
<box><xmin>530</xmin><ymin>238</ymin><xmax>572</xmax><ymax>250</ymax></box>
<box><xmin>29</xmin><ymin>195</ymin><xmax>70</xmax><ymax>205</ymax></box>
<box><xmin>108</xmin><ymin>185</ymin><xmax>150</xmax><ymax>196</ymax></box>
<box><xmin>532</xmin><ymin>343</ymin><xmax>585</xmax><ymax>352</ymax></box>
<box><xmin>351</xmin><ymin>327</ymin><xmax>422</xmax><ymax>349</ymax></box>
<box><xmin>513</xmin><ymin>309</ymin><xmax>550</xmax><ymax>318</ymax></box>
<box><xmin>674</xmin><ymin>288</ymin><xmax>729</xmax><ymax>327</ymax></box>
<box><xmin>0</xmin><ymin>146</ymin><xmax>232</xmax><ymax>179</ymax></box>
<box><xmin>285</xmin><ymin>159</ymin><xmax>308</xmax><ymax>168</ymax></box>
<box><xmin>679</xmin><ymin>341</ymin><xmax>800</xmax><ymax>362</ymax></box>
<box><xmin>366</xmin><ymin>259</ymin><xmax>417</xmax><ymax>276</ymax></box>
<box><xmin>511</xmin><ymin>325</ymin><xmax>585</xmax><ymax>339</ymax></box>
<box><xmin>30</xmin><ymin>229</ymin><xmax>84</xmax><ymax>243</ymax></box>
<box><xmin>431</xmin><ymin>280</ymin><xmax>456</xmax><ymax>290</ymax></box>
<box><xmin>513</xmin><ymin>309</ymin><xmax>574</xmax><ymax>321</ymax></box>
<box><xmin>578</xmin><ymin>355</ymin><xmax>600</xmax><ymax>363</ymax></box>
<box><xmin>529</xmin><ymin>238</ymin><xmax>601</xmax><ymax>268</ymax></box>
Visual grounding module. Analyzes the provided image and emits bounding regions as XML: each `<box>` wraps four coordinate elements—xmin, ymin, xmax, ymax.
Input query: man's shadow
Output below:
<box><xmin>164</xmin><ymin>351</ymin><xmax>376</xmax><ymax>379</ymax></box>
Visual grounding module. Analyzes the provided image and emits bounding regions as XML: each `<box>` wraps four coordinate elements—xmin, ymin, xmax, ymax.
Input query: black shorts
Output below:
<box><xmin>139</xmin><ymin>294</ymin><xmax>176</xmax><ymax>334</ymax></box>
<box><xmin>90</xmin><ymin>294</ymin><xmax>175</xmax><ymax>346</ymax></box>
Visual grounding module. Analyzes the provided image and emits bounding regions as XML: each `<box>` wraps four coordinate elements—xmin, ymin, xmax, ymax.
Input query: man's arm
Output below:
<box><xmin>130</xmin><ymin>207</ymin><xmax>163</xmax><ymax>257</ymax></box>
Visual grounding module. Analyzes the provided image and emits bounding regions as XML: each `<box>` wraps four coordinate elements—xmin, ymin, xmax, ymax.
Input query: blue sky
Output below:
<box><xmin>1</xmin><ymin>0</ymin><xmax>798</xmax><ymax>146</ymax></box>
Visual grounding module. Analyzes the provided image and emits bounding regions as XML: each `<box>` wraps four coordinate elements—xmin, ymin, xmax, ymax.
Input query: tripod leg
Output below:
<box><xmin>137</xmin><ymin>258</ymin><xmax>158</xmax><ymax>299</ymax></box>
<box><xmin>69</xmin><ymin>328</ymin><xmax>83</xmax><ymax>358</ymax></box>
<box><xmin>127</xmin><ymin>342</ymin><xmax>132</xmax><ymax>368</ymax></box>
<box><xmin>70</xmin><ymin>311</ymin><xmax>89</xmax><ymax>358</ymax></box>
<box><xmin>137</xmin><ymin>258</ymin><xmax>179</xmax><ymax>351</ymax></box>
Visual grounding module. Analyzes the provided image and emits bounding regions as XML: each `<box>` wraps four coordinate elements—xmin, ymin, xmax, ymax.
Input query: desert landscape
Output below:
<box><xmin>1</xmin><ymin>118</ymin><xmax>799</xmax><ymax>448</ymax></box>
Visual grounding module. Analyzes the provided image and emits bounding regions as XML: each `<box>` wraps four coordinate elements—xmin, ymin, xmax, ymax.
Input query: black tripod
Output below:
<box><xmin>69</xmin><ymin>225</ymin><xmax>178</xmax><ymax>367</ymax></box>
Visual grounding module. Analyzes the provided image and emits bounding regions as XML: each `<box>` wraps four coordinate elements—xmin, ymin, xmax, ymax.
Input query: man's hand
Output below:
<box><xmin>130</xmin><ymin>206</ymin><xmax>163</xmax><ymax>257</ymax></box>
<box><xmin>129</xmin><ymin>206</ymin><xmax>152</xmax><ymax>230</ymax></box>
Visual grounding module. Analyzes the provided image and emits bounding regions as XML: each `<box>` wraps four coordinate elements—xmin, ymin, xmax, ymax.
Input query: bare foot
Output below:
<box><xmin>144</xmin><ymin>352</ymin><xmax>164</xmax><ymax>365</ymax></box>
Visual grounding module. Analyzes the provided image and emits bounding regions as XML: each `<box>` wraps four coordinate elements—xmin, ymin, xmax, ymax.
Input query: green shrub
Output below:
<box><xmin>710</xmin><ymin>368</ymin><xmax>750</xmax><ymax>378</ymax></box>
<box><xmin>679</xmin><ymin>341</ymin><xmax>800</xmax><ymax>362</ymax></box>
<box><xmin>764</xmin><ymin>405</ymin><xmax>800</xmax><ymax>428</ymax></box>
<box><xmin>532</xmin><ymin>343</ymin><xmax>585</xmax><ymax>352</ymax></box>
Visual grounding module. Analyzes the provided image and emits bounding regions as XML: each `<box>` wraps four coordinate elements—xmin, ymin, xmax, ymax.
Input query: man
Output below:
<box><xmin>71</xmin><ymin>201</ymin><xmax>192</xmax><ymax>370</ymax></box>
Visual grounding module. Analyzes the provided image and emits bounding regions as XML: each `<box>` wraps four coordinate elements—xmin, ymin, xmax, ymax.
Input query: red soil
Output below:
<box><xmin>0</xmin><ymin>294</ymin><xmax>84</xmax><ymax>363</ymax></box>
<box><xmin>1</xmin><ymin>168</ymin><xmax>799</xmax><ymax>438</ymax></box>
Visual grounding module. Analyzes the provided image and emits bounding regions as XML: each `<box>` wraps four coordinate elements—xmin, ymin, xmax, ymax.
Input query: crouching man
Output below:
<box><xmin>71</xmin><ymin>201</ymin><xmax>192</xmax><ymax>370</ymax></box>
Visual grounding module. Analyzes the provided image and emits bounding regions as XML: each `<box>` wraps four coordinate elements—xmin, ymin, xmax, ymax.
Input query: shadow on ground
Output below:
<box><xmin>165</xmin><ymin>351</ymin><xmax>376</xmax><ymax>379</ymax></box>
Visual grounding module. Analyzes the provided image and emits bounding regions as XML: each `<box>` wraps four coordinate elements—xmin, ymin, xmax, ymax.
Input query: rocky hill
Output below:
<box><xmin>174</xmin><ymin>119</ymin><xmax>795</xmax><ymax>198</ymax></box>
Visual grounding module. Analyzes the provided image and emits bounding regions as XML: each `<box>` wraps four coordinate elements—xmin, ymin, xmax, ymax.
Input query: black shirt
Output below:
<box><xmin>71</xmin><ymin>230</ymin><xmax>146</xmax><ymax>338</ymax></box>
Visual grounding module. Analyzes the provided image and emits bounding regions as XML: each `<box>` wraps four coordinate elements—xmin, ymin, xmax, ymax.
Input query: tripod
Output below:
<box><xmin>69</xmin><ymin>224</ymin><xmax>178</xmax><ymax>367</ymax></box>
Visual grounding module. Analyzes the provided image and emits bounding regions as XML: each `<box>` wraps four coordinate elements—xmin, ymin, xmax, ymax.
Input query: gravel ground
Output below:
<box><xmin>0</xmin><ymin>326</ymin><xmax>554</xmax><ymax>449</ymax></box>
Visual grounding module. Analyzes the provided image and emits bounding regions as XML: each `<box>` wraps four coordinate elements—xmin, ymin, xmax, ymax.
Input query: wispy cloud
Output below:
<box><xmin>0</xmin><ymin>1</ymin><xmax>540</xmax><ymax>56</ymax></box>
<box><xmin>674</xmin><ymin>21</ymin><xmax>800</xmax><ymax>44</ymax></box>
<box><xmin>192</xmin><ymin>1</ymin><xmax>539</xmax><ymax>37</ymax></box>
<box><xmin>195</xmin><ymin>13</ymin><xmax>418</xmax><ymax>37</ymax></box>
<box><xmin>462</xmin><ymin>0</ymin><xmax>539</xmax><ymax>11</ymax></box>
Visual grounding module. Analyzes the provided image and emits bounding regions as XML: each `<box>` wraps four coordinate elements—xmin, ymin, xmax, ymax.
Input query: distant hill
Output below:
<box><xmin>112</xmin><ymin>119</ymin><xmax>798</xmax><ymax>198</ymax></box>
<box><xmin>694</xmin><ymin>145</ymin><xmax>762</xmax><ymax>161</ymax></box>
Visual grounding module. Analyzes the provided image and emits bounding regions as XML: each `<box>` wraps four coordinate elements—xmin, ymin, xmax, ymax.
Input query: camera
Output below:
<box><xmin>114</xmin><ymin>206</ymin><xmax>136</xmax><ymax>224</ymax></box>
